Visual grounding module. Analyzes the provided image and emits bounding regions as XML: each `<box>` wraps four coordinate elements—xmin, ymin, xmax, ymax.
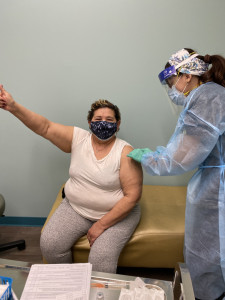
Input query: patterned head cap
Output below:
<box><xmin>169</xmin><ymin>49</ymin><xmax>209</xmax><ymax>76</ymax></box>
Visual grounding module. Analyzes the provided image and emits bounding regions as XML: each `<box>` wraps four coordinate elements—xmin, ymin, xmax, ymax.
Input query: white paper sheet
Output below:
<box><xmin>20</xmin><ymin>263</ymin><xmax>92</xmax><ymax>300</ymax></box>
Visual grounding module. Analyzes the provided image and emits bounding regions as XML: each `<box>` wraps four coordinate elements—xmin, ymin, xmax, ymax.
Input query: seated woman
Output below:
<box><xmin>0</xmin><ymin>85</ymin><xmax>143</xmax><ymax>273</ymax></box>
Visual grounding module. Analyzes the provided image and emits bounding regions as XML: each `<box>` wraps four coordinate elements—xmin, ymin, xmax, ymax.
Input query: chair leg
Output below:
<box><xmin>0</xmin><ymin>240</ymin><xmax>26</xmax><ymax>252</ymax></box>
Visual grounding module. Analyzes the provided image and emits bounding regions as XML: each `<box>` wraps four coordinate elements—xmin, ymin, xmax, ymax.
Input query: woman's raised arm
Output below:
<box><xmin>0</xmin><ymin>85</ymin><xmax>74</xmax><ymax>153</ymax></box>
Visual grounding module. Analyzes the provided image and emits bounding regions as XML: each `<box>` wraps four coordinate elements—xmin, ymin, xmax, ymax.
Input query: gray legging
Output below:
<box><xmin>40</xmin><ymin>198</ymin><xmax>141</xmax><ymax>273</ymax></box>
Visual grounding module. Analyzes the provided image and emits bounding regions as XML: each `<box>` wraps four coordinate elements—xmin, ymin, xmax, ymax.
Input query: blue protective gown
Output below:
<box><xmin>142</xmin><ymin>82</ymin><xmax>225</xmax><ymax>299</ymax></box>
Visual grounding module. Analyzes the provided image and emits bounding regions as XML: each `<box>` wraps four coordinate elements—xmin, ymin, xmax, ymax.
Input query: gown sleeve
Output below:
<box><xmin>141</xmin><ymin>107</ymin><xmax>220</xmax><ymax>176</ymax></box>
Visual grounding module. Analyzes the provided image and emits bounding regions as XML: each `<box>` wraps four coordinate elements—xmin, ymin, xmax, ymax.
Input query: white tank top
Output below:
<box><xmin>64</xmin><ymin>127</ymin><xmax>131</xmax><ymax>221</ymax></box>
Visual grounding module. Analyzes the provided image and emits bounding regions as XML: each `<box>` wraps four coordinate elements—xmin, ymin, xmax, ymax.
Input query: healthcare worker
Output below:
<box><xmin>128</xmin><ymin>48</ymin><xmax>225</xmax><ymax>300</ymax></box>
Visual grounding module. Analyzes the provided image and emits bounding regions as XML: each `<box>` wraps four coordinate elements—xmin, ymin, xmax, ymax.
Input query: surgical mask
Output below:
<box><xmin>167</xmin><ymin>85</ymin><xmax>186</xmax><ymax>106</ymax></box>
<box><xmin>167</xmin><ymin>76</ymin><xmax>187</xmax><ymax>106</ymax></box>
<box><xmin>90</xmin><ymin>121</ymin><xmax>117</xmax><ymax>141</ymax></box>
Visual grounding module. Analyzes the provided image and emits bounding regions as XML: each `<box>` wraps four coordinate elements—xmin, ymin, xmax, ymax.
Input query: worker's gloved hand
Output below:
<box><xmin>127</xmin><ymin>148</ymin><xmax>152</xmax><ymax>163</ymax></box>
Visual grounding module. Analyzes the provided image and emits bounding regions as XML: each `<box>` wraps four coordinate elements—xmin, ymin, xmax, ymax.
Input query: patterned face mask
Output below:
<box><xmin>90</xmin><ymin>121</ymin><xmax>117</xmax><ymax>141</ymax></box>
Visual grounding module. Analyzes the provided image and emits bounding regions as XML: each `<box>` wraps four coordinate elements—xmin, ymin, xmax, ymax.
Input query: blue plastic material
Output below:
<box><xmin>0</xmin><ymin>276</ymin><xmax>13</xmax><ymax>300</ymax></box>
<box><xmin>141</xmin><ymin>82</ymin><xmax>225</xmax><ymax>299</ymax></box>
<box><xmin>158</xmin><ymin>65</ymin><xmax>176</xmax><ymax>84</ymax></box>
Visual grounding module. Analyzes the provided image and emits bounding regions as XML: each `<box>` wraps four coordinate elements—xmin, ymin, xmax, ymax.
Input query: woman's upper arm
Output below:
<box><xmin>120</xmin><ymin>145</ymin><xmax>143</xmax><ymax>201</ymax></box>
<box><xmin>45</xmin><ymin>122</ymin><xmax>74</xmax><ymax>153</ymax></box>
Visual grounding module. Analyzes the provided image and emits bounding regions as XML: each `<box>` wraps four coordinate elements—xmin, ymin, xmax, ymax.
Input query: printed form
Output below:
<box><xmin>20</xmin><ymin>263</ymin><xmax>92</xmax><ymax>300</ymax></box>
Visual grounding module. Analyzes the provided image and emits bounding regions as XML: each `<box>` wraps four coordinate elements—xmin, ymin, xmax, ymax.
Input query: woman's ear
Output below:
<box><xmin>185</xmin><ymin>74</ymin><xmax>192</xmax><ymax>83</ymax></box>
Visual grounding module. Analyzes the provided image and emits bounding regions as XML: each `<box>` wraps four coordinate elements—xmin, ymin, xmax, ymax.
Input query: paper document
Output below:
<box><xmin>20</xmin><ymin>263</ymin><xmax>92</xmax><ymax>300</ymax></box>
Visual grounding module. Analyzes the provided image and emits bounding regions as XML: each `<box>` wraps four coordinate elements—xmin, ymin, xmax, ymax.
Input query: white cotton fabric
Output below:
<box><xmin>65</xmin><ymin>127</ymin><xmax>130</xmax><ymax>221</ymax></box>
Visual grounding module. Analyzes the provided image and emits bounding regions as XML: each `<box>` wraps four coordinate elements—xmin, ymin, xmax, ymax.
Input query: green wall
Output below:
<box><xmin>1</xmin><ymin>0</ymin><xmax>225</xmax><ymax>216</ymax></box>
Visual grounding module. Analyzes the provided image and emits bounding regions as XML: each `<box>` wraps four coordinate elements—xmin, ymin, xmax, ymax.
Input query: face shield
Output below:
<box><xmin>158</xmin><ymin>50</ymin><xmax>206</xmax><ymax>116</ymax></box>
<box><xmin>158</xmin><ymin>65</ymin><xmax>177</xmax><ymax>86</ymax></box>
<box><xmin>158</xmin><ymin>65</ymin><xmax>185</xmax><ymax>116</ymax></box>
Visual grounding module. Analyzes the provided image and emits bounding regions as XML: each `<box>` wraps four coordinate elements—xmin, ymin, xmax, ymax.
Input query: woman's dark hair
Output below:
<box><xmin>87</xmin><ymin>99</ymin><xmax>121</xmax><ymax>122</ymax></box>
<box><xmin>165</xmin><ymin>48</ymin><xmax>225</xmax><ymax>87</ymax></box>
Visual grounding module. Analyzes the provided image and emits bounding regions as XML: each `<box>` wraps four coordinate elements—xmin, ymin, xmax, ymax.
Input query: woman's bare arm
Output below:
<box><xmin>0</xmin><ymin>85</ymin><xmax>74</xmax><ymax>152</ymax></box>
<box><xmin>87</xmin><ymin>145</ymin><xmax>143</xmax><ymax>246</ymax></box>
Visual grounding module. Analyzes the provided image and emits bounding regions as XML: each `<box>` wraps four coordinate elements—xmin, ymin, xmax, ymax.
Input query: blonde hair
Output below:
<box><xmin>87</xmin><ymin>99</ymin><xmax>121</xmax><ymax>121</ymax></box>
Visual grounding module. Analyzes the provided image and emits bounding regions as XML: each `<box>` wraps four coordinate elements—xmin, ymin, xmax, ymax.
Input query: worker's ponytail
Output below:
<box><xmin>198</xmin><ymin>53</ymin><xmax>225</xmax><ymax>87</ymax></box>
<box><xmin>184</xmin><ymin>48</ymin><xmax>225</xmax><ymax>87</ymax></box>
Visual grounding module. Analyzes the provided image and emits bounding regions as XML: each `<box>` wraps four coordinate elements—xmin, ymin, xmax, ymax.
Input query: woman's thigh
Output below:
<box><xmin>41</xmin><ymin>198</ymin><xmax>93</xmax><ymax>252</ymax></box>
<box><xmin>89</xmin><ymin>205</ymin><xmax>141</xmax><ymax>272</ymax></box>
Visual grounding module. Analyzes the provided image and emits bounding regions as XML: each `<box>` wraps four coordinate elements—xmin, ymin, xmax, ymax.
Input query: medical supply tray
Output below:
<box><xmin>0</xmin><ymin>276</ymin><xmax>13</xmax><ymax>300</ymax></box>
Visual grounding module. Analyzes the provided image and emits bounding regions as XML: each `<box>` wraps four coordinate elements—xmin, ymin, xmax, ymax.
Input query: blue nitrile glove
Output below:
<box><xmin>127</xmin><ymin>148</ymin><xmax>152</xmax><ymax>163</ymax></box>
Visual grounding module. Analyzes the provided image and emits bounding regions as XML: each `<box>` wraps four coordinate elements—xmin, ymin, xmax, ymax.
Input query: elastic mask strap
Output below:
<box><xmin>183</xmin><ymin>82</ymin><xmax>202</xmax><ymax>96</ymax></box>
<box><xmin>174</xmin><ymin>76</ymin><xmax>181</xmax><ymax>87</ymax></box>
<box><xmin>182</xmin><ymin>83</ymin><xmax>188</xmax><ymax>94</ymax></box>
